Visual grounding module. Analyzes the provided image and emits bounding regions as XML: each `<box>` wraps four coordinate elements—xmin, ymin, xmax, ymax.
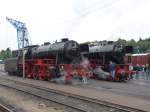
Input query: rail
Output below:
<box><xmin>0</xmin><ymin>77</ymin><xmax>146</xmax><ymax>112</ymax></box>
<box><xmin>0</xmin><ymin>104</ymin><xmax>13</xmax><ymax>112</ymax></box>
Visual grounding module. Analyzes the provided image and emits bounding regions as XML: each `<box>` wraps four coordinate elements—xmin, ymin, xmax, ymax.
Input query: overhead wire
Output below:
<box><xmin>65</xmin><ymin>0</ymin><xmax>122</xmax><ymax>35</ymax></box>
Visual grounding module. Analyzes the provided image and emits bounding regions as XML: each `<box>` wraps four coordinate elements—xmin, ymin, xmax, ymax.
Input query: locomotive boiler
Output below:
<box><xmin>83</xmin><ymin>41</ymin><xmax>133</xmax><ymax>65</ymax></box>
<box><xmin>31</xmin><ymin>38</ymin><xmax>81</xmax><ymax>63</ymax></box>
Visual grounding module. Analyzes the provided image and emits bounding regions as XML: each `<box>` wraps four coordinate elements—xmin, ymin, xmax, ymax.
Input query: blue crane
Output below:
<box><xmin>6</xmin><ymin>17</ymin><xmax>31</xmax><ymax>49</ymax></box>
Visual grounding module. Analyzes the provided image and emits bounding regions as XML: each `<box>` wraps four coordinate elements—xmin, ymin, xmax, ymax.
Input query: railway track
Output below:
<box><xmin>0</xmin><ymin>77</ymin><xmax>147</xmax><ymax>112</ymax></box>
<box><xmin>0</xmin><ymin>104</ymin><xmax>13</xmax><ymax>112</ymax></box>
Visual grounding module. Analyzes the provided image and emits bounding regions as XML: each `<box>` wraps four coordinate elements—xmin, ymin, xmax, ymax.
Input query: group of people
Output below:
<box><xmin>108</xmin><ymin>59</ymin><xmax>150</xmax><ymax>81</ymax></box>
<box><xmin>51</xmin><ymin>61</ymin><xmax>150</xmax><ymax>83</ymax></box>
<box><xmin>134</xmin><ymin>64</ymin><xmax>150</xmax><ymax>80</ymax></box>
<box><xmin>49</xmin><ymin>65</ymin><xmax>89</xmax><ymax>84</ymax></box>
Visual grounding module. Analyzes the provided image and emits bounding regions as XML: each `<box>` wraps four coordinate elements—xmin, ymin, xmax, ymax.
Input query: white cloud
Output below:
<box><xmin>0</xmin><ymin>0</ymin><xmax>150</xmax><ymax>50</ymax></box>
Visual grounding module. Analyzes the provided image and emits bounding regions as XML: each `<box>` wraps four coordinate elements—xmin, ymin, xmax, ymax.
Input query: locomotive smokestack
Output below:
<box><xmin>61</xmin><ymin>38</ymin><xmax>69</xmax><ymax>42</ymax></box>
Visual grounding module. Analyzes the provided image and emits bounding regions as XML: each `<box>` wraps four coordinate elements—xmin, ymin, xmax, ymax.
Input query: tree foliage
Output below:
<box><xmin>117</xmin><ymin>37</ymin><xmax>150</xmax><ymax>53</ymax></box>
<box><xmin>0</xmin><ymin>48</ymin><xmax>12</xmax><ymax>60</ymax></box>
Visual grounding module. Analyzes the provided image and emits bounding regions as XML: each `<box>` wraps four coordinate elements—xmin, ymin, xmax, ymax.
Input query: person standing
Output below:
<box><xmin>145</xmin><ymin>64</ymin><xmax>150</xmax><ymax>80</ymax></box>
<box><xmin>81</xmin><ymin>68</ymin><xmax>88</xmax><ymax>84</ymax></box>
<box><xmin>129</xmin><ymin>64</ymin><xmax>134</xmax><ymax>79</ymax></box>
<box><xmin>134</xmin><ymin>64</ymin><xmax>140</xmax><ymax>79</ymax></box>
<box><xmin>109</xmin><ymin>61</ymin><xmax>116</xmax><ymax>81</ymax></box>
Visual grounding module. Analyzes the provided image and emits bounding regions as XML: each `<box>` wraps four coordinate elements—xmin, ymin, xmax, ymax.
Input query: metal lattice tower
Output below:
<box><xmin>6</xmin><ymin>17</ymin><xmax>31</xmax><ymax>49</ymax></box>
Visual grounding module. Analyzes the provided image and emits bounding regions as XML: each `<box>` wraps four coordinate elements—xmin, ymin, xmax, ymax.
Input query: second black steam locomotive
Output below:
<box><xmin>81</xmin><ymin>40</ymin><xmax>134</xmax><ymax>81</ymax></box>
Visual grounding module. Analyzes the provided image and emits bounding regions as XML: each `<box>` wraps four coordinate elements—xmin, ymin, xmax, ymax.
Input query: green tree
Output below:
<box><xmin>116</xmin><ymin>38</ymin><xmax>126</xmax><ymax>46</ymax></box>
<box><xmin>0</xmin><ymin>48</ymin><xmax>12</xmax><ymax>60</ymax></box>
<box><xmin>117</xmin><ymin>37</ymin><xmax>150</xmax><ymax>53</ymax></box>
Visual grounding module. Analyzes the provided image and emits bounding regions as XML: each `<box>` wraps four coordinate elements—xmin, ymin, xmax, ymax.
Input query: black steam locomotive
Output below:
<box><xmin>5</xmin><ymin>38</ymin><xmax>90</xmax><ymax>81</ymax></box>
<box><xmin>80</xmin><ymin>41</ymin><xmax>134</xmax><ymax>81</ymax></box>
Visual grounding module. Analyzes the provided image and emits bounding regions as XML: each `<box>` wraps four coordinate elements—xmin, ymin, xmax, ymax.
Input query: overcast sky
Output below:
<box><xmin>0</xmin><ymin>0</ymin><xmax>150</xmax><ymax>50</ymax></box>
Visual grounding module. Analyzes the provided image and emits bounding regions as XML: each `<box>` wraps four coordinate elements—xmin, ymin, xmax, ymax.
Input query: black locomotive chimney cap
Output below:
<box><xmin>44</xmin><ymin>42</ymin><xmax>50</xmax><ymax>45</ymax></box>
<box><xmin>61</xmin><ymin>38</ymin><xmax>69</xmax><ymax>42</ymax></box>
